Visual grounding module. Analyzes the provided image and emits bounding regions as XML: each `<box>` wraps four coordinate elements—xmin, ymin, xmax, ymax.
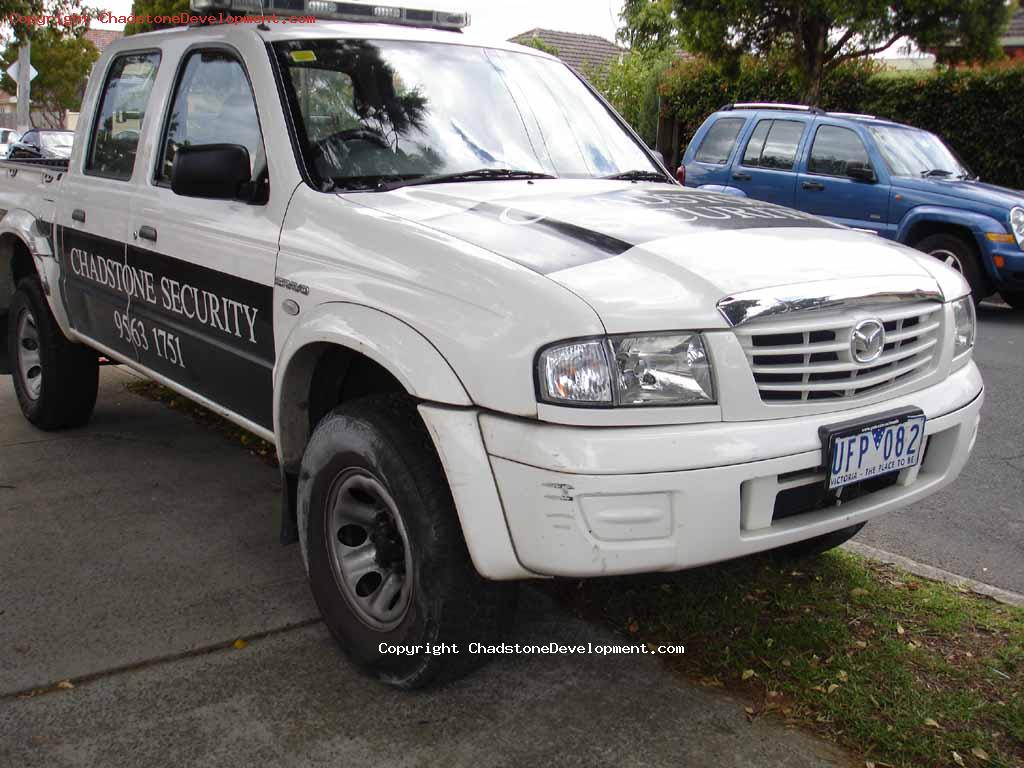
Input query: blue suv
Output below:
<box><xmin>681</xmin><ymin>103</ymin><xmax>1024</xmax><ymax>307</ymax></box>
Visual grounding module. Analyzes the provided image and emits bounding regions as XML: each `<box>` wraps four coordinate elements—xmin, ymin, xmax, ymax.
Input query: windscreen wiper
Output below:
<box><xmin>328</xmin><ymin>174</ymin><xmax>422</xmax><ymax>192</ymax></box>
<box><xmin>603</xmin><ymin>169</ymin><xmax>672</xmax><ymax>183</ymax></box>
<box><xmin>380</xmin><ymin>168</ymin><xmax>555</xmax><ymax>191</ymax></box>
<box><xmin>921</xmin><ymin>169</ymin><xmax>954</xmax><ymax>178</ymax></box>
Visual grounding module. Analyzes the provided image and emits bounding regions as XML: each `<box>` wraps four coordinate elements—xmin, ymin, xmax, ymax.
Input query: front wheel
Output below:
<box><xmin>298</xmin><ymin>394</ymin><xmax>517</xmax><ymax>689</ymax></box>
<box><xmin>914</xmin><ymin>233</ymin><xmax>989</xmax><ymax>300</ymax></box>
<box><xmin>8</xmin><ymin>278</ymin><xmax>98</xmax><ymax>430</ymax></box>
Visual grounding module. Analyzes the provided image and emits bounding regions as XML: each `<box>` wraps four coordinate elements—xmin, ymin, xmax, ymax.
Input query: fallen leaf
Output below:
<box><xmin>233</xmin><ymin>639</ymin><xmax>249</xmax><ymax>650</ymax></box>
<box><xmin>866</xmin><ymin>762</ymin><xmax>875</xmax><ymax>768</ymax></box>
<box><xmin>827</xmin><ymin>683</ymin><xmax>840</xmax><ymax>694</ymax></box>
<box><xmin>837</xmin><ymin>670</ymin><xmax>849</xmax><ymax>682</ymax></box>
<box><xmin>897</xmin><ymin>623</ymin><xmax>906</xmax><ymax>636</ymax></box>
<box><xmin>850</xmin><ymin>587</ymin><xmax>869</xmax><ymax>598</ymax></box>
<box><xmin>924</xmin><ymin>718</ymin><xmax>941</xmax><ymax>729</ymax></box>
<box><xmin>741</xmin><ymin>669</ymin><xmax>756</xmax><ymax>681</ymax></box>
<box><xmin>971</xmin><ymin>748</ymin><xmax>989</xmax><ymax>761</ymax></box>
<box><xmin>766</xmin><ymin>638</ymin><xmax>775</xmax><ymax>648</ymax></box>
<box><xmin>853</xmin><ymin>640</ymin><xmax>868</xmax><ymax>649</ymax></box>
<box><xmin>781</xmin><ymin>659</ymin><xmax>792</xmax><ymax>667</ymax></box>
<box><xmin>952</xmin><ymin>751</ymin><xmax>965</xmax><ymax>767</ymax></box>
<box><xmin>55</xmin><ymin>680</ymin><xmax>73</xmax><ymax>690</ymax></box>
<box><xmin>744</xmin><ymin>706</ymin><xmax>755</xmax><ymax>715</ymax></box>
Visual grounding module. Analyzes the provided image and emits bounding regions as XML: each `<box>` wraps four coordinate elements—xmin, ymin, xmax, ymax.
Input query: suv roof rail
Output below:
<box><xmin>720</xmin><ymin>102</ymin><xmax>826</xmax><ymax>115</ymax></box>
<box><xmin>826</xmin><ymin>111</ymin><xmax>879</xmax><ymax>120</ymax></box>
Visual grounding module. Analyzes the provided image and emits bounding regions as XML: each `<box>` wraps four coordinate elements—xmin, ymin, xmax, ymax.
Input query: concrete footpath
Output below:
<box><xmin>0</xmin><ymin>369</ymin><xmax>849</xmax><ymax>767</ymax></box>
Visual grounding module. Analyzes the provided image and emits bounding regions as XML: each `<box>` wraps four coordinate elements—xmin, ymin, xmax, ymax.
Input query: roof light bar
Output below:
<box><xmin>189</xmin><ymin>0</ymin><xmax>470</xmax><ymax>29</ymax></box>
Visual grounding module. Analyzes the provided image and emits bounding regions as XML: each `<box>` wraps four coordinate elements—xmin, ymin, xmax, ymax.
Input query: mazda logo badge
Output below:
<box><xmin>851</xmin><ymin>319</ymin><xmax>886</xmax><ymax>364</ymax></box>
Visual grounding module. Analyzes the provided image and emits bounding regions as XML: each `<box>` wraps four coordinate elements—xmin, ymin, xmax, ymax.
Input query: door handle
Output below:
<box><xmin>72</xmin><ymin>208</ymin><xmax>86</xmax><ymax>223</ymax></box>
<box><xmin>801</xmin><ymin>181</ymin><xmax>825</xmax><ymax>191</ymax></box>
<box><xmin>137</xmin><ymin>225</ymin><xmax>157</xmax><ymax>242</ymax></box>
<box><xmin>732</xmin><ymin>172</ymin><xmax>752</xmax><ymax>181</ymax></box>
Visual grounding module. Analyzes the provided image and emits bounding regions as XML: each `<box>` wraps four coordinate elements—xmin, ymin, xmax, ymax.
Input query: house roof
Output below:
<box><xmin>84</xmin><ymin>29</ymin><xmax>124</xmax><ymax>54</ymax></box>
<box><xmin>1006</xmin><ymin>7</ymin><xmax>1024</xmax><ymax>40</ymax></box>
<box><xmin>509</xmin><ymin>28</ymin><xmax>623</xmax><ymax>72</ymax></box>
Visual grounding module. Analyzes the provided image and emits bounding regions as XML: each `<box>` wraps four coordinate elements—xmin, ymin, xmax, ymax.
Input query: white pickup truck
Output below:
<box><xmin>0</xmin><ymin>1</ymin><xmax>983</xmax><ymax>688</ymax></box>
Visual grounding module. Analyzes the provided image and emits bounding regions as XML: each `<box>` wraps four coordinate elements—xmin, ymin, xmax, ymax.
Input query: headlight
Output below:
<box><xmin>1011</xmin><ymin>207</ymin><xmax>1024</xmax><ymax>248</ymax></box>
<box><xmin>537</xmin><ymin>333</ymin><xmax>715</xmax><ymax>407</ymax></box>
<box><xmin>951</xmin><ymin>296</ymin><xmax>976</xmax><ymax>358</ymax></box>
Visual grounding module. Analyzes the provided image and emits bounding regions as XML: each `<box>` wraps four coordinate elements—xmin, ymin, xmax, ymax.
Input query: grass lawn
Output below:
<box><xmin>125</xmin><ymin>379</ymin><xmax>1023</xmax><ymax>767</ymax></box>
<box><xmin>548</xmin><ymin>552</ymin><xmax>1023</xmax><ymax>768</ymax></box>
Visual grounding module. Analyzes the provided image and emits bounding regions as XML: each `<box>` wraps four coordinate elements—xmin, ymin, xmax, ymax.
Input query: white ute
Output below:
<box><xmin>0</xmin><ymin>1</ymin><xmax>983</xmax><ymax>687</ymax></box>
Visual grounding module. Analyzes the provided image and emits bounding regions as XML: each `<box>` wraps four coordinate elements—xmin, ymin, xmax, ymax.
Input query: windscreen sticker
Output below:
<box><xmin>290</xmin><ymin>50</ymin><xmax>317</xmax><ymax>63</ymax></box>
<box><xmin>415</xmin><ymin>187</ymin><xmax>839</xmax><ymax>275</ymax></box>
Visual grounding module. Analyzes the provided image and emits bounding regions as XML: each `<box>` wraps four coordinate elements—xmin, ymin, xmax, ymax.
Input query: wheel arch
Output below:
<box><xmin>274</xmin><ymin>302</ymin><xmax>472</xmax><ymax>474</ymax></box>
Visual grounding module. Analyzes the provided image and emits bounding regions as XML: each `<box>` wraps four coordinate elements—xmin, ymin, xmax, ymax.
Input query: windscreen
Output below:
<box><xmin>868</xmin><ymin>125</ymin><xmax>971</xmax><ymax>179</ymax></box>
<box><xmin>41</xmin><ymin>132</ymin><xmax>74</xmax><ymax>149</ymax></box>
<box><xmin>273</xmin><ymin>39</ymin><xmax>657</xmax><ymax>189</ymax></box>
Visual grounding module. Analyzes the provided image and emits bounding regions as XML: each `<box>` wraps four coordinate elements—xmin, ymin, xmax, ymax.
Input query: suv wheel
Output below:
<box><xmin>298</xmin><ymin>393</ymin><xmax>517</xmax><ymax>689</ymax></box>
<box><xmin>915</xmin><ymin>233</ymin><xmax>989</xmax><ymax>300</ymax></box>
<box><xmin>8</xmin><ymin>278</ymin><xmax>98</xmax><ymax>430</ymax></box>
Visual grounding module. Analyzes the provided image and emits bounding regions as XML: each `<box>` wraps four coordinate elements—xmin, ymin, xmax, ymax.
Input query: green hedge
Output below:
<box><xmin>659</xmin><ymin>56</ymin><xmax>1024</xmax><ymax>191</ymax></box>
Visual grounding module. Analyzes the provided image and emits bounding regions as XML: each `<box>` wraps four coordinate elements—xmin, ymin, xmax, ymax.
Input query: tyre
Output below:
<box><xmin>914</xmin><ymin>233</ymin><xmax>989</xmax><ymax>300</ymax></box>
<box><xmin>769</xmin><ymin>523</ymin><xmax>865</xmax><ymax>562</ymax></box>
<box><xmin>1000</xmin><ymin>290</ymin><xmax>1024</xmax><ymax>310</ymax></box>
<box><xmin>298</xmin><ymin>393</ymin><xmax>517</xmax><ymax>689</ymax></box>
<box><xmin>8</xmin><ymin>278</ymin><xmax>98</xmax><ymax>430</ymax></box>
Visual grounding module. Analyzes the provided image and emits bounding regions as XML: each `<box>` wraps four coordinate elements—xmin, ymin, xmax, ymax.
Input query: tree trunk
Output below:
<box><xmin>795</xmin><ymin>14</ymin><xmax>828</xmax><ymax>106</ymax></box>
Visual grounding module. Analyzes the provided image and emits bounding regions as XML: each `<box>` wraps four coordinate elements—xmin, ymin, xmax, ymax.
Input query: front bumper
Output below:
<box><xmin>478</xmin><ymin>362</ymin><xmax>983</xmax><ymax>578</ymax></box>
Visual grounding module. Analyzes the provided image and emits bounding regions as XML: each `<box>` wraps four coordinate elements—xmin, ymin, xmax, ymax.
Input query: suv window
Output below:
<box><xmin>694</xmin><ymin>118</ymin><xmax>744</xmax><ymax>164</ymax></box>
<box><xmin>21</xmin><ymin>130</ymin><xmax>38</xmax><ymax>146</ymax></box>
<box><xmin>808</xmin><ymin>125</ymin><xmax>870</xmax><ymax>177</ymax></box>
<box><xmin>86</xmin><ymin>51</ymin><xmax>160</xmax><ymax>180</ymax></box>
<box><xmin>742</xmin><ymin>119</ymin><xmax>804</xmax><ymax>170</ymax></box>
<box><xmin>158</xmin><ymin>50</ymin><xmax>264</xmax><ymax>184</ymax></box>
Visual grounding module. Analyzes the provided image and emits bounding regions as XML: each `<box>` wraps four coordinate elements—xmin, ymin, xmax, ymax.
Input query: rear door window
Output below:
<box><xmin>808</xmin><ymin>125</ymin><xmax>870</xmax><ymax>177</ymax></box>
<box><xmin>86</xmin><ymin>51</ymin><xmax>161</xmax><ymax>180</ymax></box>
<box><xmin>742</xmin><ymin>119</ymin><xmax>804</xmax><ymax>170</ymax></box>
<box><xmin>693</xmin><ymin>117</ymin><xmax>744</xmax><ymax>164</ymax></box>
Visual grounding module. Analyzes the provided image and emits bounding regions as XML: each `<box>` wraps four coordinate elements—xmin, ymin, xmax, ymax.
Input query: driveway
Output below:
<box><xmin>859</xmin><ymin>301</ymin><xmax>1024</xmax><ymax>594</ymax></box>
<box><xmin>0</xmin><ymin>369</ymin><xmax>847</xmax><ymax>768</ymax></box>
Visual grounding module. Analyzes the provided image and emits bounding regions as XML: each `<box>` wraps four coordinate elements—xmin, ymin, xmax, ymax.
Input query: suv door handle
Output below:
<box><xmin>72</xmin><ymin>208</ymin><xmax>86</xmax><ymax>223</ymax></box>
<box><xmin>732</xmin><ymin>171</ymin><xmax>752</xmax><ymax>181</ymax></box>
<box><xmin>135</xmin><ymin>225</ymin><xmax>158</xmax><ymax>243</ymax></box>
<box><xmin>801</xmin><ymin>181</ymin><xmax>826</xmax><ymax>191</ymax></box>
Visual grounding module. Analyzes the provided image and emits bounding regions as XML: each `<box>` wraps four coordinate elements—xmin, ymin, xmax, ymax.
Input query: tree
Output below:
<box><xmin>0</xmin><ymin>27</ymin><xmax>98</xmax><ymax>127</ymax></box>
<box><xmin>618</xmin><ymin>0</ymin><xmax>678</xmax><ymax>53</ymax></box>
<box><xmin>125</xmin><ymin>0</ymin><xmax>188</xmax><ymax>34</ymax></box>
<box><xmin>670</xmin><ymin>0</ymin><xmax>1013</xmax><ymax>105</ymax></box>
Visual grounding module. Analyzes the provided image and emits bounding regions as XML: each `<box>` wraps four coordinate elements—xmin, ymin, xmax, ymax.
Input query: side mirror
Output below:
<box><xmin>171</xmin><ymin>144</ymin><xmax>251</xmax><ymax>200</ymax></box>
<box><xmin>846</xmin><ymin>162</ymin><xmax>877</xmax><ymax>183</ymax></box>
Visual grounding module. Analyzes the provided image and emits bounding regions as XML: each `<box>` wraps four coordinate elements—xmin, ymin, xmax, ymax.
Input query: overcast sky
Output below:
<box><xmin>95</xmin><ymin>0</ymin><xmax>626</xmax><ymax>41</ymax></box>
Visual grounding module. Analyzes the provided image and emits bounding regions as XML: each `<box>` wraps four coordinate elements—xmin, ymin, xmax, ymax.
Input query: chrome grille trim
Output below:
<box><xmin>736</xmin><ymin>301</ymin><xmax>943</xmax><ymax>403</ymax></box>
<box><xmin>717</xmin><ymin>277</ymin><xmax>942</xmax><ymax>327</ymax></box>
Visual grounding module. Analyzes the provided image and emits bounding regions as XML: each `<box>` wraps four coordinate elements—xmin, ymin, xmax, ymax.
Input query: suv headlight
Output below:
<box><xmin>537</xmin><ymin>333</ymin><xmax>715</xmax><ymax>407</ymax></box>
<box><xmin>951</xmin><ymin>296</ymin><xmax>976</xmax><ymax>359</ymax></box>
<box><xmin>1011</xmin><ymin>207</ymin><xmax>1024</xmax><ymax>248</ymax></box>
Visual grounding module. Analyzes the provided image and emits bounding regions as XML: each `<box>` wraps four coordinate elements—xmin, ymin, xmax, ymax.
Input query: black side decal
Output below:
<box><xmin>58</xmin><ymin>226</ymin><xmax>137</xmax><ymax>362</ymax></box>
<box><xmin>127</xmin><ymin>245</ymin><xmax>275</xmax><ymax>430</ymax></box>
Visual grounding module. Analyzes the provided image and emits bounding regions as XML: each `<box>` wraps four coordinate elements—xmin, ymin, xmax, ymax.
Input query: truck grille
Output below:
<box><xmin>735</xmin><ymin>302</ymin><xmax>943</xmax><ymax>403</ymax></box>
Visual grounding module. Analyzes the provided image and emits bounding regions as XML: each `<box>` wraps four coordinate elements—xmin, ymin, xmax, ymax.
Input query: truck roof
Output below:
<box><xmin>108</xmin><ymin>18</ymin><xmax>554</xmax><ymax>59</ymax></box>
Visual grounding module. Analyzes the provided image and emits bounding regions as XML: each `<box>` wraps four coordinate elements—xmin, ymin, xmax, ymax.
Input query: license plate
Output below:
<box><xmin>821</xmin><ymin>409</ymin><xmax>926</xmax><ymax>490</ymax></box>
